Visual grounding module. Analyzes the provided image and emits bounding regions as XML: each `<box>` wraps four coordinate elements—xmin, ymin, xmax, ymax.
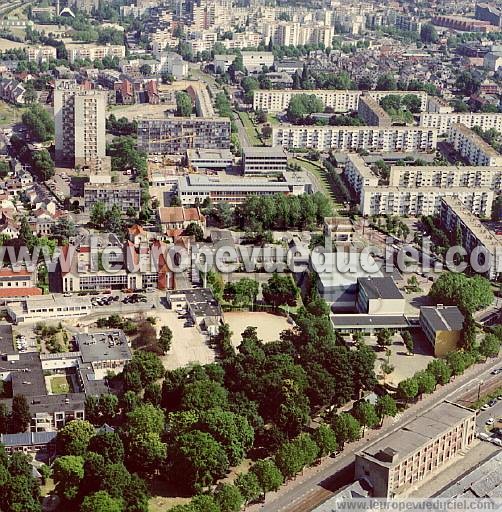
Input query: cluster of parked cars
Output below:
<box><xmin>491</xmin><ymin>368</ymin><xmax>502</xmax><ymax>375</ymax></box>
<box><xmin>481</xmin><ymin>396</ymin><xmax>502</xmax><ymax>413</ymax></box>
<box><xmin>91</xmin><ymin>296</ymin><xmax>120</xmax><ymax>307</ymax></box>
<box><xmin>122</xmin><ymin>294</ymin><xmax>148</xmax><ymax>304</ymax></box>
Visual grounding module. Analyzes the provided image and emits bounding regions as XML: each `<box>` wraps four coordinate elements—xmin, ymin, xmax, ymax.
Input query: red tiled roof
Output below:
<box><xmin>0</xmin><ymin>287</ymin><xmax>42</xmax><ymax>298</ymax></box>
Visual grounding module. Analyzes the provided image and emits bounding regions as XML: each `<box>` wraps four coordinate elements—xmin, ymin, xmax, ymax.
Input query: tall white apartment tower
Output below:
<box><xmin>54</xmin><ymin>80</ymin><xmax>107</xmax><ymax>168</ymax></box>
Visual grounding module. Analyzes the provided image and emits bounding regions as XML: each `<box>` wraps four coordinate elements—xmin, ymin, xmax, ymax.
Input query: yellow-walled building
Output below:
<box><xmin>419</xmin><ymin>305</ymin><xmax>465</xmax><ymax>357</ymax></box>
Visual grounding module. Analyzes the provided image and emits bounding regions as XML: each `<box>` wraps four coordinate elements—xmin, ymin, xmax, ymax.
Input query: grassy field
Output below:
<box><xmin>238</xmin><ymin>111</ymin><xmax>264</xmax><ymax>146</ymax></box>
<box><xmin>291</xmin><ymin>157</ymin><xmax>349</xmax><ymax>211</ymax></box>
<box><xmin>290</xmin><ymin>157</ymin><xmax>340</xmax><ymax>209</ymax></box>
<box><xmin>50</xmin><ymin>375</ymin><xmax>72</xmax><ymax>395</ymax></box>
<box><xmin>0</xmin><ymin>100</ymin><xmax>23</xmax><ymax>127</ymax></box>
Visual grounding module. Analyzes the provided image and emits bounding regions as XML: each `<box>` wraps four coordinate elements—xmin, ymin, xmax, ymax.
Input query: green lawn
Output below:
<box><xmin>50</xmin><ymin>375</ymin><xmax>72</xmax><ymax>395</ymax></box>
<box><xmin>0</xmin><ymin>100</ymin><xmax>23</xmax><ymax>127</ymax></box>
<box><xmin>267</xmin><ymin>113</ymin><xmax>280</xmax><ymax>126</ymax></box>
<box><xmin>290</xmin><ymin>157</ymin><xmax>343</xmax><ymax>211</ymax></box>
<box><xmin>238</xmin><ymin>111</ymin><xmax>264</xmax><ymax>147</ymax></box>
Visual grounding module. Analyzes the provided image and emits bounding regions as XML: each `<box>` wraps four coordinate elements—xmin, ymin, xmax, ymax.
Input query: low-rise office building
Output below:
<box><xmin>137</xmin><ymin>117</ymin><xmax>231</xmax><ymax>155</ymax></box>
<box><xmin>419</xmin><ymin>112</ymin><xmax>502</xmax><ymax>134</ymax></box>
<box><xmin>315</xmin><ymin>251</ymin><xmax>384</xmax><ymax>310</ymax></box>
<box><xmin>355</xmin><ymin>401</ymin><xmax>476</xmax><ymax>497</ymax></box>
<box><xmin>440</xmin><ymin>197</ymin><xmax>502</xmax><ymax>279</ymax></box>
<box><xmin>360</xmin><ymin>186</ymin><xmax>494</xmax><ymax>217</ymax></box>
<box><xmin>272</xmin><ymin>125</ymin><xmax>437</xmax><ymax>152</ymax></box>
<box><xmin>187</xmin><ymin>148</ymin><xmax>233</xmax><ymax>170</ymax></box>
<box><xmin>448</xmin><ymin>123</ymin><xmax>502</xmax><ymax>167</ymax></box>
<box><xmin>242</xmin><ymin>146</ymin><xmax>288</xmax><ymax>175</ymax></box>
<box><xmin>388</xmin><ymin>165</ymin><xmax>502</xmax><ymax>190</ymax></box>
<box><xmin>6</xmin><ymin>295</ymin><xmax>92</xmax><ymax>324</ymax></box>
<box><xmin>177</xmin><ymin>171</ymin><xmax>312</xmax><ymax>206</ymax></box>
<box><xmin>84</xmin><ymin>182</ymin><xmax>142</xmax><ymax>213</ymax></box>
<box><xmin>356</xmin><ymin>277</ymin><xmax>405</xmax><ymax>315</ymax></box>
<box><xmin>358</xmin><ymin>95</ymin><xmax>392</xmax><ymax>127</ymax></box>
<box><xmin>420</xmin><ymin>305</ymin><xmax>465</xmax><ymax>356</ymax></box>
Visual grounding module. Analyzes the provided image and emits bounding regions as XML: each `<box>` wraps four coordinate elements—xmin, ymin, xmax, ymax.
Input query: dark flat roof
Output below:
<box><xmin>358</xmin><ymin>277</ymin><xmax>403</xmax><ymax>300</ymax></box>
<box><xmin>421</xmin><ymin>306</ymin><xmax>464</xmax><ymax>332</ymax></box>
<box><xmin>331</xmin><ymin>314</ymin><xmax>410</xmax><ymax>328</ymax></box>
<box><xmin>0</xmin><ymin>324</ymin><xmax>14</xmax><ymax>355</ymax></box>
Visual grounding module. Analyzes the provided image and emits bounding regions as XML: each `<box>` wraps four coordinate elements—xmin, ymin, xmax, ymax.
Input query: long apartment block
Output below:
<box><xmin>388</xmin><ymin>165</ymin><xmax>502</xmax><ymax>190</ymax></box>
<box><xmin>440</xmin><ymin>197</ymin><xmax>502</xmax><ymax>279</ymax></box>
<box><xmin>358</xmin><ymin>95</ymin><xmax>392</xmax><ymax>127</ymax></box>
<box><xmin>272</xmin><ymin>125</ymin><xmax>437</xmax><ymax>152</ymax></box>
<box><xmin>419</xmin><ymin>112</ymin><xmax>502</xmax><ymax>134</ymax></box>
<box><xmin>137</xmin><ymin>117</ymin><xmax>231</xmax><ymax>154</ymax></box>
<box><xmin>254</xmin><ymin>89</ymin><xmax>428</xmax><ymax>113</ymax></box>
<box><xmin>360</xmin><ymin>186</ymin><xmax>493</xmax><ymax>217</ymax></box>
<box><xmin>448</xmin><ymin>123</ymin><xmax>502</xmax><ymax>167</ymax></box>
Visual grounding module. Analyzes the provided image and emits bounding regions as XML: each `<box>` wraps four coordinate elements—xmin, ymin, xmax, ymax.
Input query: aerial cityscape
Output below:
<box><xmin>0</xmin><ymin>0</ymin><xmax>500</xmax><ymax>511</ymax></box>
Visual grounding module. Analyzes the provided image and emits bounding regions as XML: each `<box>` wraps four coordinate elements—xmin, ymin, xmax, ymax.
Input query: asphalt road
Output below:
<box><xmin>247</xmin><ymin>356</ymin><xmax>502</xmax><ymax>512</ymax></box>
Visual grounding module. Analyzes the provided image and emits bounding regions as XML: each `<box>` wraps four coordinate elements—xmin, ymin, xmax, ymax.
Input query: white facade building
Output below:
<box><xmin>360</xmin><ymin>186</ymin><xmax>493</xmax><ymax>217</ymax></box>
<box><xmin>272</xmin><ymin>125</ymin><xmax>438</xmax><ymax>152</ymax></box>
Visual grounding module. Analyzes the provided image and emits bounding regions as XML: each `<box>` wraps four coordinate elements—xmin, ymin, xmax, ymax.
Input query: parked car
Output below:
<box><xmin>481</xmin><ymin>404</ymin><xmax>491</xmax><ymax>411</ymax></box>
<box><xmin>486</xmin><ymin>418</ymin><xmax>495</xmax><ymax>425</ymax></box>
<box><xmin>488</xmin><ymin>399</ymin><xmax>498</xmax><ymax>407</ymax></box>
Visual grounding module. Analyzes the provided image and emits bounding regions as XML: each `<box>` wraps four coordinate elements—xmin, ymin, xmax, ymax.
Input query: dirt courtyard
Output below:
<box><xmin>224</xmin><ymin>311</ymin><xmax>293</xmax><ymax>347</ymax></box>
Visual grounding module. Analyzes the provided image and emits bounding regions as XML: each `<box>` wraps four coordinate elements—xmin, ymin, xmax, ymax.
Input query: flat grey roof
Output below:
<box><xmin>0</xmin><ymin>431</ymin><xmax>57</xmax><ymax>447</ymax></box>
<box><xmin>242</xmin><ymin>146</ymin><xmax>287</xmax><ymax>158</ymax></box>
<box><xmin>358</xmin><ymin>277</ymin><xmax>403</xmax><ymax>300</ymax></box>
<box><xmin>360</xmin><ymin>402</ymin><xmax>475</xmax><ymax>466</ymax></box>
<box><xmin>421</xmin><ymin>306</ymin><xmax>464</xmax><ymax>332</ymax></box>
<box><xmin>76</xmin><ymin>331</ymin><xmax>132</xmax><ymax>363</ymax></box>
<box><xmin>331</xmin><ymin>314</ymin><xmax>409</xmax><ymax>328</ymax></box>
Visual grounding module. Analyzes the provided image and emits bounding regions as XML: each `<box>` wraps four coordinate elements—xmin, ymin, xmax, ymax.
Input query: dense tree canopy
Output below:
<box><xmin>429</xmin><ymin>273</ymin><xmax>493</xmax><ymax>314</ymax></box>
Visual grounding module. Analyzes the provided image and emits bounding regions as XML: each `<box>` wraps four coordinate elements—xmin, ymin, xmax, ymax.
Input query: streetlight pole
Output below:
<box><xmin>478</xmin><ymin>379</ymin><xmax>483</xmax><ymax>401</ymax></box>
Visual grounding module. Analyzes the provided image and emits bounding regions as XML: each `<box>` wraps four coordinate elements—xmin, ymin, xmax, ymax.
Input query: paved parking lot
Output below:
<box><xmin>363</xmin><ymin>331</ymin><xmax>434</xmax><ymax>386</ymax></box>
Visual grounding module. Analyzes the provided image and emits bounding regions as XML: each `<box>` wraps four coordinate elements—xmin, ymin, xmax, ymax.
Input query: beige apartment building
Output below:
<box><xmin>355</xmin><ymin>401</ymin><xmax>476</xmax><ymax>497</ymax></box>
<box><xmin>253</xmin><ymin>89</ymin><xmax>428</xmax><ymax>113</ymax></box>
<box><xmin>26</xmin><ymin>45</ymin><xmax>57</xmax><ymax>63</ymax></box>
<box><xmin>357</xmin><ymin>95</ymin><xmax>392</xmax><ymax>127</ymax></box>
<box><xmin>344</xmin><ymin>153</ymin><xmax>379</xmax><ymax>197</ymax></box>
<box><xmin>440</xmin><ymin>197</ymin><xmax>502</xmax><ymax>280</ymax></box>
<box><xmin>448</xmin><ymin>123</ymin><xmax>502</xmax><ymax>167</ymax></box>
<box><xmin>54</xmin><ymin>80</ymin><xmax>107</xmax><ymax>168</ymax></box>
<box><xmin>263</xmin><ymin>21</ymin><xmax>334</xmax><ymax>47</ymax></box>
<box><xmin>66</xmin><ymin>44</ymin><xmax>126</xmax><ymax>64</ymax></box>
<box><xmin>388</xmin><ymin>165</ymin><xmax>502</xmax><ymax>190</ymax></box>
<box><xmin>419</xmin><ymin>112</ymin><xmax>502</xmax><ymax>134</ymax></box>
<box><xmin>272</xmin><ymin>125</ymin><xmax>437</xmax><ymax>152</ymax></box>
<box><xmin>360</xmin><ymin>186</ymin><xmax>494</xmax><ymax>217</ymax></box>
